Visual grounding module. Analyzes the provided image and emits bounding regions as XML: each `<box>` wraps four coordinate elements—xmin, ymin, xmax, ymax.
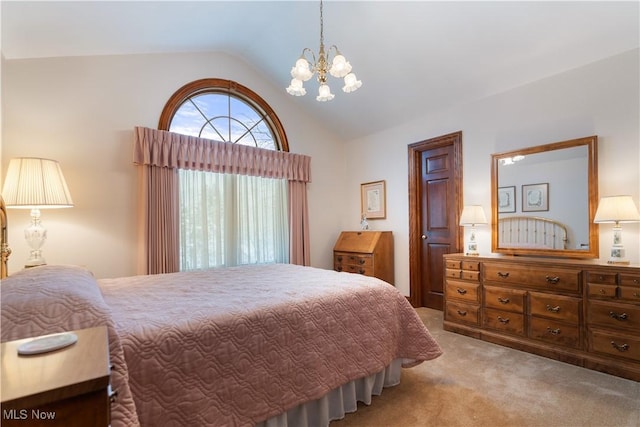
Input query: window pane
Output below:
<box><xmin>170</xmin><ymin>102</ymin><xmax>205</xmax><ymax>137</ymax></box>
<box><xmin>179</xmin><ymin>169</ymin><xmax>289</xmax><ymax>270</ymax></box>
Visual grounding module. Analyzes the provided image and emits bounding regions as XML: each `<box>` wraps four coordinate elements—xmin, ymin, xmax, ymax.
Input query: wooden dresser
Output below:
<box><xmin>443</xmin><ymin>253</ymin><xmax>640</xmax><ymax>381</ymax></box>
<box><xmin>1</xmin><ymin>326</ymin><xmax>111</xmax><ymax>426</ymax></box>
<box><xmin>333</xmin><ymin>231</ymin><xmax>394</xmax><ymax>285</ymax></box>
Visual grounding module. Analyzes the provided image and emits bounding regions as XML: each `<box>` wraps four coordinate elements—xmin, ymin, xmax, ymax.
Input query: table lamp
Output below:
<box><xmin>1</xmin><ymin>157</ymin><xmax>74</xmax><ymax>267</ymax></box>
<box><xmin>460</xmin><ymin>205</ymin><xmax>487</xmax><ymax>256</ymax></box>
<box><xmin>594</xmin><ymin>195</ymin><xmax>640</xmax><ymax>265</ymax></box>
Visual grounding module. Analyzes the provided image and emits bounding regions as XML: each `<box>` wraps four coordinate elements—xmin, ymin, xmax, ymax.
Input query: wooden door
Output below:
<box><xmin>408</xmin><ymin>132</ymin><xmax>463</xmax><ymax>309</ymax></box>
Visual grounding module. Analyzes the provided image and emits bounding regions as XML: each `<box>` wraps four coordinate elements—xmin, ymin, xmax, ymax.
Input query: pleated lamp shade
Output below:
<box><xmin>2</xmin><ymin>158</ymin><xmax>73</xmax><ymax>209</ymax></box>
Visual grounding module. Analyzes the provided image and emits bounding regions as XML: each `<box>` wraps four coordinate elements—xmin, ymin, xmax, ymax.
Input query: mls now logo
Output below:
<box><xmin>3</xmin><ymin>409</ymin><xmax>56</xmax><ymax>420</ymax></box>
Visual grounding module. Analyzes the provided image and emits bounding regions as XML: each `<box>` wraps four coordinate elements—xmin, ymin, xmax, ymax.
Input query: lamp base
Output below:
<box><xmin>465</xmin><ymin>242</ymin><xmax>479</xmax><ymax>256</ymax></box>
<box><xmin>606</xmin><ymin>244</ymin><xmax>629</xmax><ymax>265</ymax></box>
<box><xmin>607</xmin><ymin>259</ymin><xmax>631</xmax><ymax>265</ymax></box>
<box><xmin>25</xmin><ymin>258</ymin><xmax>47</xmax><ymax>268</ymax></box>
<box><xmin>24</xmin><ymin>208</ymin><xmax>47</xmax><ymax>268</ymax></box>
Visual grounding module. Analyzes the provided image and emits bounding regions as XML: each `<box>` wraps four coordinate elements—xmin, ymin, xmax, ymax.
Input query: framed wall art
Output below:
<box><xmin>522</xmin><ymin>183</ymin><xmax>549</xmax><ymax>212</ymax></box>
<box><xmin>498</xmin><ymin>186</ymin><xmax>516</xmax><ymax>213</ymax></box>
<box><xmin>361</xmin><ymin>180</ymin><xmax>386</xmax><ymax>219</ymax></box>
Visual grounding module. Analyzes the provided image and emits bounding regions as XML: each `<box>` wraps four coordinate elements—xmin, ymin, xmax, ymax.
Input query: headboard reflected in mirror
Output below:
<box><xmin>1</xmin><ymin>195</ymin><xmax>10</xmax><ymax>278</ymax></box>
<box><xmin>491</xmin><ymin>135</ymin><xmax>599</xmax><ymax>259</ymax></box>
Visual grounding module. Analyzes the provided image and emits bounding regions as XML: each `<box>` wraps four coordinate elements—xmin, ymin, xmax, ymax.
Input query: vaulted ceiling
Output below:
<box><xmin>2</xmin><ymin>1</ymin><xmax>638</xmax><ymax>140</ymax></box>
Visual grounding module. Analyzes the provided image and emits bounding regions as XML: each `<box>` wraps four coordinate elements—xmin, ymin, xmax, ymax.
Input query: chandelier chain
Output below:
<box><xmin>320</xmin><ymin>0</ymin><xmax>324</xmax><ymax>48</ymax></box>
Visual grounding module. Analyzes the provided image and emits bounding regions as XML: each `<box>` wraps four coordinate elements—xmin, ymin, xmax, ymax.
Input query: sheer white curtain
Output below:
<box><xmin>179</xmin><ymin>169</ymin><xmax>289</xmax><ymax>270</ymax></box>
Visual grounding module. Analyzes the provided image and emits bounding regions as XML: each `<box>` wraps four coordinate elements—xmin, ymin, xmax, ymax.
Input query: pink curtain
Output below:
<box><xmin>134</xmin><ymin>127</ymin><xmax>311</xmax><ymax>274</ymax></box>
<box><xmin>136</xmin><ymin>165</ymin><xmax>179</xmax><ymax>275</ymax></box>
<box><xmin>288</xmin><ymin>181</ymin><xmax>310</xmax><ymax>266</ymax></box>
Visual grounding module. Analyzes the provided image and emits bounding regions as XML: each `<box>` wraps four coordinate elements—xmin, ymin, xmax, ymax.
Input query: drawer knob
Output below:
<box><xmin>609</xmin><ymin>311</ymin><xmax>628</xmax><ymax>321</ymax></box>
<box><xmin>599</xmin><ymin>289</ymin><xmax>606</xmax><ymax>294</ymax></box>
<box><xmin>546</xmin><ymin>327</ymin><xmax>561</xmax><ymax>335</ymax></box>
<box><xmin>546</xmin><ymin>305</ymin><xmax>561</xmax><ymax>313</ymax></box>
<box><xmin>497</xmin><ymin>272</ymin><xmax>510</xmax><ymax>279</ymax></box>
<box><xmin>457</xmin><ymin>310</ymin><xmax>467</xmax><ymax>316</ymax></box>
<box><xmin>545</xmin><ymin>276</ymin><xmax>560</xmax><ymax>284</ymax></box>
<box><xmin>358</xmin><ymin>269</ymin><xmax>365</xmax><ymax>275</ymax></box>
<box><xmin>497</xmin><ymin>316</ymin><xmax>510</xmax><ymax>324</ymax></box>
<box><xmin>611</xmin><ymin>341</ymin><xmax>629</xmax><ymax>352</ymax></box>
<box><xmin>109</xmin><ymin>386</ymin><xmax>118</xmax><ymax>403</ymax></box>
<box><xmin>336</xmin><ymin>256</ymin><xmax>342</xmax><ymax>262</ymax></box>
<box><xmin>633</xmin><ymin>292</ymin><xmax>640</xmax><ymax>298</ymax></box>
<box><xmin>456</xmin><ymin>288</ymin><xmax>467</xmax><ymax>295</ymax></box>
<box><xmin>335</xmin><ymin>267</ymin><xmax>342</xmax><ymax>272</ymax></box>
<box><xmin>497</xmin><ymin>297</ymin><xmax>510</xmax><ymax>304</ymax></box>
<box><xmin>358</xmin><ymin>259</ymin><xmax>366</xmax><ymax>265</ymax></box>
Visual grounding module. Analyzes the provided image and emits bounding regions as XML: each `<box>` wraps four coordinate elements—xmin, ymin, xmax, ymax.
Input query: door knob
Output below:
<box><xmin>421</xmin><ymin>234</ymin><xmax>427</xmax><ymax>240</ymax></box>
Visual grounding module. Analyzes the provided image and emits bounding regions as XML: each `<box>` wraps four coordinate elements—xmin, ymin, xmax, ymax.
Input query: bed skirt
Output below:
<box><xmin>257</xmin><ymin>358</ymin><xmax>403</xmax><ymax>427</ymax></box>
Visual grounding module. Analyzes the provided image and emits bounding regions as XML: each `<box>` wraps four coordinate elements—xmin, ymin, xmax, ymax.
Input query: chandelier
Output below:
<box><xmin>286</xmin><ymin>0</ymin><xmax>362</xmax><ymax>102</ymax></box>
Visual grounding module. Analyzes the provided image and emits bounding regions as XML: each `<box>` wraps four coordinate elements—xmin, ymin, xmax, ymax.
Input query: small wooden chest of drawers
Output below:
<box><xmin>333</xmin><ymin>231</ymin><xmax>394</xmax><ymax>285</ymax></box>
<box><xmin>444</xmin><ymin>259</ymin><xmax>481</xmax><ymax>327</ymax></box>
<box><xmin>586</xmin><ymin>270</ymin><xmax>640</xmax><ymax>366</ymax></box>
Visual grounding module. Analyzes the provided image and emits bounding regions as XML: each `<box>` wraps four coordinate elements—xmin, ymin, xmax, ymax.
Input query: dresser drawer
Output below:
<box><xmin>341</xmin><ymin>264</ymin><xmax>373</xmax><ymax>276</ymax></box>
<box><xmin>619</xmin><ymin>273</ymin><xmax>640</xmax><ymax>287</ymax></box>
<box><xmin>461</xmin><ymin>270</ymin><xmax>480</xmax><ymax>281</ymax></box>
<box><xmin>483</xmin><ymin>308</ymin><xmax>525</xmax><ymax>336</ymax></box>
<box><xmin>619</xmin><ymin>273</ymin><xmax>640</xmax><ymax>304</ymax></box>
<box><xmin>337</xmin><ymin>253</ymin><xmax>373</xmax><ymax>267</ymax></box>
<box><xmin>445</xmin><ymin>301</ymin><xmax>480</xmax><ymax>326</ymax></box>
<box><xmin>445</xmin><ymin>268</ymin><xmax>462</xmax><ymax>279</ymax></box>
<box><xmin>445</xmin><ymin>280</ymin><xmax>480</xmax><ymax>303</ymax></box>
<box><xmin>586</xmin><ymin>271</ymin><xmax>617</xmax><ymax>285</ymax></box>
<box><xmin>529</xmin><ymin>292</ymin><xmax>580</xmax><ymax>324</ymax></box>
<box><xmin>484</xmin><ymin>285</ymin><xmax>525</xmax><ymax>313</ymax></box>
<box><xmin>589</xmin><ymin>329</ymin><xmax>640</xmax><ymax>363</ymax></box>
<box><xmin>619</xmin><ymin>286</ymin><xmax>640</xmax><ymax>304</ymax></box>
<box><xmin>445</xmin><ymin>259</ymin><xmax>461</xmax><ymax>269</ymax></box>
<box><xmin>587</xmin><ymin>283</ymin><xmax>617</xmax><ymax>300</ymax></box>
<box><xmin>461</xmin><ymin>260</ymin><xmax>480</xmax><ymax>271</ymax></box>
<box><xmin>529</xmin><ymin>317</ymin><xmax>580</xmax><ymax>349</ymax></box>
<box><xmin>484</xmin><ymin>263</ymin><xmax>580</xmax><ymax>293</ymax></box>
<box><xmin>588</xmin><ymin>301</ymin><xmax>640</xmax><ymax>331</ymax></box>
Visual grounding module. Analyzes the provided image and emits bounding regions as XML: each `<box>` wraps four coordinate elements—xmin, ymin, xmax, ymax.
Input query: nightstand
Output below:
<box><xmin>1</xmin><ymin>326</ymin><xmax>111</xmax><ymax>427</ymax></box>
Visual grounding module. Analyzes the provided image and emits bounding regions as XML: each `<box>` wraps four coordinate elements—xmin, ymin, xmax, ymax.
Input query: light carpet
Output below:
<box><xmin>331</xmin><ymin>308</ymin><xmax>640</xmax><ymax>427</ymax></box>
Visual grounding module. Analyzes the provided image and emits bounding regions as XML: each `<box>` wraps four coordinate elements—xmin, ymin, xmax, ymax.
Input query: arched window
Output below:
<box><xmin>158</xmin><ymin>78</ymin><xmax>289</xmax><ymax>151</ymax></box>
<box><xmin>159</xmin><ymin>79</ymin><xmax>291</xmax><ymax>270</ymax></box>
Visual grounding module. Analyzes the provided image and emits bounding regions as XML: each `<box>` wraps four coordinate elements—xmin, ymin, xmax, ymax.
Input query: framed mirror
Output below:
<box><xmin>491</xmin><ymin>135</ymin><xmax>599</xmax><ymax>259</ymax></box>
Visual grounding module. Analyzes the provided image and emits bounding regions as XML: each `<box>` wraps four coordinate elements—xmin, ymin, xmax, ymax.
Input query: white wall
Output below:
<box><xmin>1</xmin><ymin>52</ymin><xmax>348</xmax><ymax>278</ymax></box>
<box><xmin>345</xmin><ymin>49</ymin><xmax>640</xmax><ymax>295</ymax></box>
<box><xmin>3</xmin><ymin>49</ymin><xmax>638</xmax><ymax>291</ymax></box>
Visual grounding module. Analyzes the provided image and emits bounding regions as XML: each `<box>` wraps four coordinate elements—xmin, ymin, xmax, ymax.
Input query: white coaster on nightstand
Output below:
<box><xmin>17</xmin><ymin>332</ymin><xmax>78</xmax><ymax>355</ymax></box>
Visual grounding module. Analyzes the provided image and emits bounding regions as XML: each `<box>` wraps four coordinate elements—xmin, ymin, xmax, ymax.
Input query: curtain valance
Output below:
<box><xmin>133</xmin><ymin>127</ymin><xmax>311</xmax><ymax>183</ymax></box>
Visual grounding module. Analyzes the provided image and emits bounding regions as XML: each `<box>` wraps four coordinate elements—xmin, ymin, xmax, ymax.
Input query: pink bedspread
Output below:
<box><xmin>99</xmin><ymin>264</ymin><xmax>442</xmax><ymax>426</ymax></box>
<box><xmin>1</xmin><ymin>265</ymin><xmax>140</xmax><ymax>427</ymax></box>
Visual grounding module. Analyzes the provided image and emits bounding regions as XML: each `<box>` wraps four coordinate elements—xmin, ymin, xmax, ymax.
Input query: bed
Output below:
<box><xmin>1</xmin><ymin>262</ymin><xmax>442</xmax><ymax>426</ymax></box>
<box><xmin>498</xmin><ymin>215</ymin><xmax>568</xmax><ymax>250</ymax></box>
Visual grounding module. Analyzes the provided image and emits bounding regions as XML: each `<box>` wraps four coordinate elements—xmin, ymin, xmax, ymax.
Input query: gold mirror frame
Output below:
<box><xmin>491</xmin><ymin>135</ymin><xmax>599</xmax><ymax>259</ymax></box>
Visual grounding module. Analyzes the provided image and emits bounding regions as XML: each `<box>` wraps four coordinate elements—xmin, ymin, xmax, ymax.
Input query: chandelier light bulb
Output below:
<box><xmin>342</xmin><ymin>72</ymin><xmax>362</xmax><ymax>93</ymax></box>
<box><xmin>291</xmin><ymin>58</ymin><xmax>313</xmax><ymax>81</ymax></box>
<box><xmin>316</xmin><ymin>84</ymin><xmax>335</xmax><ymax>102</ymax></box>
<box><xmin>329</xmin><ymin>54</ymin><xmax>352</xmax><ymax>78</ymax></box>
<box><xmin>286</xmin><ymin>78</ymin><xmax>306</xmax><ymax>96</ymax></box>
